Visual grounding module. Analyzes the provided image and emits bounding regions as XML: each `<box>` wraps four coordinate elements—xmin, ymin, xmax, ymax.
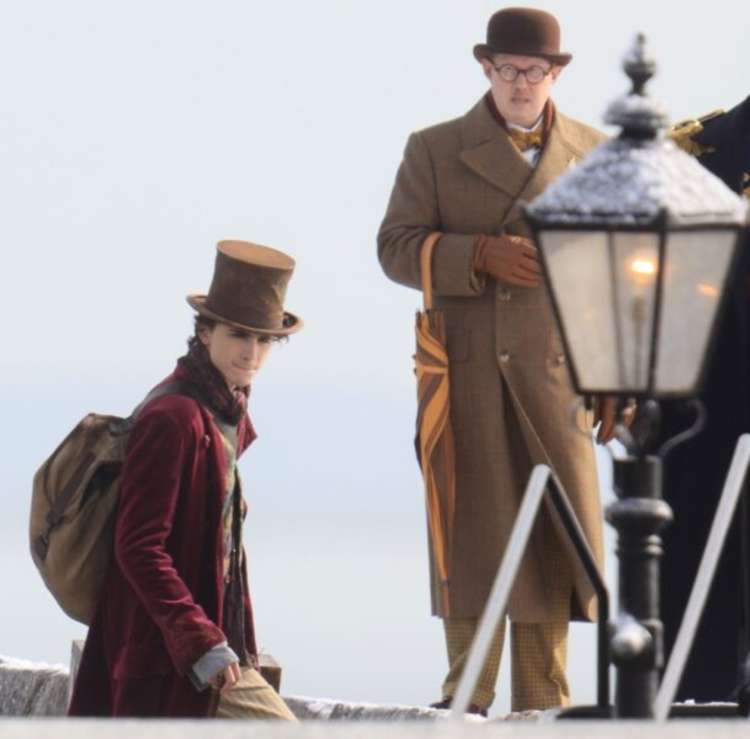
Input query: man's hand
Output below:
<box><xmin>474</xmin><ymin>234</ymin><xmax>541</xmax><ymax>287</ymax></box>
<box><xmin>210</xmin><ymin>661</ymin><xmax>241</xmax><ymax>693</ymax></box>
<box><xmin>594</xmin><ymin>396</ymin><xmax>637</xmax><ymax>444</ymax></box>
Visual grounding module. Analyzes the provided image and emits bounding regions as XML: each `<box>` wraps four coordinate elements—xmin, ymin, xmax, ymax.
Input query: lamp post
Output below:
<box><xmin>524</xmin><ymin>34</ymin><xmax>747</xmax><ymax>718</ymax></box>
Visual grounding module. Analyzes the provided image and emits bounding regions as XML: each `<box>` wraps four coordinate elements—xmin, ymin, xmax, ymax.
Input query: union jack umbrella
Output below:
<box><xmin>414</xmin><ymin>231</ymin><xmax>455</xmax><ymax>616</ymax></box>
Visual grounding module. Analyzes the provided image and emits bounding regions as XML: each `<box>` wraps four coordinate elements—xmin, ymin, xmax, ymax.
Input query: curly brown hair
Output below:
<box><xmin>192</xmin><ymin>314</ymin><xmax>289</xmax><ymax>344</ymax></box>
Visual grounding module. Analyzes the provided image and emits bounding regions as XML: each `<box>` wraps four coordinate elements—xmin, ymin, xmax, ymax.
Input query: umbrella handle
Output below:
<box><xmin>420</xmin><ymin>232</ymin><xmax>443</xmax><ymax>311</ymax></box>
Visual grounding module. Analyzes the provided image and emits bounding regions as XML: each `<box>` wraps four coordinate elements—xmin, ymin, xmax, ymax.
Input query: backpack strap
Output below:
<box><xmin>129</xmin><ymin>380</ymin><xmax>202</xmax><ymax>422</ymax></box>
<box><xmin>131</xmin><ymin>380</ymin><xmax>241</xmax><ymax>450</ymax></box>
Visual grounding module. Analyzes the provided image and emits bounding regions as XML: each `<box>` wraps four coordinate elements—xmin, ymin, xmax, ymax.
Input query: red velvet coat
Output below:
<box><xmin>68</xmin><ymin>368</ymin><xmax>257</xmax><ymax>717</ymax></box>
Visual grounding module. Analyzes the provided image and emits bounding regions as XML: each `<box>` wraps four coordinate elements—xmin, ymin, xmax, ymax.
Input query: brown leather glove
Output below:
<box><xmin>594</xmin><ymin>396</ymin><xmax>637</xmax><ymax>444</ymax></box>
<box><xmin>473</xmin><ymin>234</ymin><xmax>541</xmax><ymax>288</ymax></box>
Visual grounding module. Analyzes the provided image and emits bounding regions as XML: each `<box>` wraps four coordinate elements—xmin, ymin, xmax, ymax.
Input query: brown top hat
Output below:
<box><xmin>187</xmin><ymin>240</ymin><xmax>303</xmax><ymax>336</ymax></box>
<box><xmin>473</xmin><ymin>7</ymin><xmax>572</xmax><ymax>67</ymax></box>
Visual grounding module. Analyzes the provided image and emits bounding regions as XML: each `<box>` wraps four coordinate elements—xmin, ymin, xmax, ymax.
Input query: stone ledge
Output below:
<box><xmin>0</xmin><ymin>654</ymin><xmax>489</xmax><ymax>721</ymax></box>
<box><xmin>0</xmin><ymin>656</ymin><xmax>69</xmax><ymax>717</ymax></box>
<box><xmin>284</xmin><ymin>696</ymin><xmax>486</xmax><ymax>721</ymax></box>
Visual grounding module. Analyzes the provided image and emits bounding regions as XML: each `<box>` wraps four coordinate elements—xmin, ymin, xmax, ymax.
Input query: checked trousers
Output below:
<box><xmin>441</xmin><ymin>617</ymin><xmax>570</xmax><ymax>712</ymax></box>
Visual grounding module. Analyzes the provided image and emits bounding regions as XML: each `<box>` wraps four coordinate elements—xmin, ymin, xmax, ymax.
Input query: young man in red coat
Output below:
<box><xmin>68</xmin><ymin>240</ymin><xmax>302</xmax><ymax>719</ymax></box>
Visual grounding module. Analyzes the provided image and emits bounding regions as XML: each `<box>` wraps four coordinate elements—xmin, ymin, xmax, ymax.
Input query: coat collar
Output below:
<box><xmin>169</xmin><ymin>365</ymin><xmax>257</xmax><ymax>453</ymax></box>
<box><xmin>459</xmin><ymin>97</ymin><xmax>531</xmax><ymax>197</ymax></box>
<box><xmin>459</xmin><ymin>96</ymin><xmax>584</xmax><ymax>205</ymax></box>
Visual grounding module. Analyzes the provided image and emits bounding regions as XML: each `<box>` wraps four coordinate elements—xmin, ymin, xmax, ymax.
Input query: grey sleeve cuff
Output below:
<box><xmin>188</xmin><ymin>642</ymin><xmax>239</xmax><ymax>692</ymax></box>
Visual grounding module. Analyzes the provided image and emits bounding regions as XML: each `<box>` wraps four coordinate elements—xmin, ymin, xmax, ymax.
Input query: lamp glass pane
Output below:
<box><xmin>610</xmin><ymin>231</ymin><xmax>660</xmax><ymax>392</ymax></box>
<box><xmin>655</xmin><ymin>229</ymin><xmax>736</xmax><ymax>394</ymax></box>
<box><xmin>540</xmin><ymin>230</ymin><xmax>619</xmax><ymax>391</ymax></box>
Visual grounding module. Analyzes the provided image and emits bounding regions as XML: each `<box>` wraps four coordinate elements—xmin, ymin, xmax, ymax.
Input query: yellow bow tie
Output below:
<box><xmin>509</xmin><ymin>127</ymin><xmax>543</xmax><ymax>152</ymax></box>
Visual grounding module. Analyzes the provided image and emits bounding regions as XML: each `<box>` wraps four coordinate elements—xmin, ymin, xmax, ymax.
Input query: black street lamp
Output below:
<box><xmin>525</xmin><ymin>35</ymin><xmax>747</xmax><ymax>718</ymax></box>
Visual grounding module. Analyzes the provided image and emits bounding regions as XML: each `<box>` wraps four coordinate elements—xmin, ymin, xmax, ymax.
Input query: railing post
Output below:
<box><xmin>607</xmin><ymin>455</ymin><xmax>672</xmax><ymax>718</ymax></box>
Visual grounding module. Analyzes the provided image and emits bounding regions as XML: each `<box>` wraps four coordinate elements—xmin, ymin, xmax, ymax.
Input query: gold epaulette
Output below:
<box><xmin>667</xmin><ymin>109</ymin><xmax>724</xmax><ymax>157</ymax></box>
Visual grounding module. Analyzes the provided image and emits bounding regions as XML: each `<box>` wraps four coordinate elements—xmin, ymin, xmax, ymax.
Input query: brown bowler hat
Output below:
<box><xmin>187</xmin><ymin>240</ymin><xmax>303</xmax><ymax>336</ymax></box>
<box><xmin>473</xmin><ymin>7</ymin><xmax>572</xmax><ymax>67</ymax></box>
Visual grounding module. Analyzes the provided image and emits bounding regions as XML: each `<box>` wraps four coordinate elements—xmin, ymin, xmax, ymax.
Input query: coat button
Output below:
<box><xmin>555</xmin><ymin>353</ymin><xmax>566</xmax><ymax>366</ymax></box>
<box><xmin>497</xmin><ymin>289</ymin><xmax>511</xmax><ymax>302</ymax></box>
<box><xmin>499</xmin><ymin>351</ymin><xmax>511</xmax><ymax>363</ymax></box>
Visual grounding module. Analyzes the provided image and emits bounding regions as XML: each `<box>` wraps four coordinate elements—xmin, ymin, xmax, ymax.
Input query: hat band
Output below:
<box><xmin>204</xmin><ymin>295</ymin><xmax>285</xmax><ymax>331</ymax></box>
<box><xmin>487</xmin><ymin>39</ymin><xmax>563</xmax><ymax>56</ymax></box>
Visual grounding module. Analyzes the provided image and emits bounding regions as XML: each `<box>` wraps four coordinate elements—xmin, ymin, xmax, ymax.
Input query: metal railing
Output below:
<box><xmin>448</xmin><ymin>464</ymin><xmax>610</xmax><ymax>720</ymax></box>
<box><xmin>654</xmin><ymin>433</ymin><xmax>750</xmax><ymax>721</ymax></box>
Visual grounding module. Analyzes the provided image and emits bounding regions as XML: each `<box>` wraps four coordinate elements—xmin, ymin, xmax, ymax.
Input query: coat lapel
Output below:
<box><xmin>523</xmin><ymin>110</ymin><xmax>582</xmax><ymax>199</ymax></box>
<box><xmin>459</xmin><ymin>98</ymin><xmax>532</xmax><ymax>199</ymax></box>
<box><xmin>504</xmin><ymin>109</ymin><xmax>586</xmax><ymax>224</ymax></box>
<box><xmin>458</xmin><ymin>99</ymin><xmax>586</xmax><ymax>225</ymax></box>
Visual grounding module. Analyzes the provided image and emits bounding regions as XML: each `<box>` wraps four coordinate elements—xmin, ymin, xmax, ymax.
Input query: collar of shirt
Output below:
<box><xmin>507</xmin><ymin>116</ymin><xmax>543</xmax><ymax>134</ymax></box>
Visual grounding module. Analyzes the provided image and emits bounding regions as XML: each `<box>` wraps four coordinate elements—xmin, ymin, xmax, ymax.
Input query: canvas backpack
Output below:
<box><xmin>30</xmin><ymin>381</ymin><xmax>193</xmax><ymax>625</ymax></box>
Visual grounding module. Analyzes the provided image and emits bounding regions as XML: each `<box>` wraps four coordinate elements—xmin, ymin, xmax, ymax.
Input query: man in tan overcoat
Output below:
<box><xmin>377</xmin><ymin>7</ymin><xmax>617</xmax><ymax>714</ymax></box>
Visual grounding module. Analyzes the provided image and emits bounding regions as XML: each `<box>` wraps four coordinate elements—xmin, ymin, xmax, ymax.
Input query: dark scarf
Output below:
<box><xmin>484</xmin><ymin>92</ymin><xmax>556</xmax><ymax>147</ymax></box>
<box><xmin>177</xmin><ymin>337</ymin><xmax>249</xmax><ymax>426</ymax></box>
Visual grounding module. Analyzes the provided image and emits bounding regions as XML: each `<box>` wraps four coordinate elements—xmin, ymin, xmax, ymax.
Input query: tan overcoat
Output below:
<box><xmin>378</xmin><ymin>97</ymin><xmax>607</xmax><ymax>623</ymax></box>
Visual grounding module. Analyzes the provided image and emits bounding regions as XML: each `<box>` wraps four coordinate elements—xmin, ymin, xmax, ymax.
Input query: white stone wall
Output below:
<box><xmin>0</xmin><ymin>656</ymin><xmax>69</xmax><ymax>716</ymax></box>
<box><xmin>0</xmin><ymin>653</ymin><xmax>489</xmax><ymax>721</ymax></box>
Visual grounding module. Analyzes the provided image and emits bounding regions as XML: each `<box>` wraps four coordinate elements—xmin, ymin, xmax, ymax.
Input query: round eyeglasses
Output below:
<box><xmin>493</xmin><ymin>63</ymin><xmax>552</xmax><ymax>85</ymax></box>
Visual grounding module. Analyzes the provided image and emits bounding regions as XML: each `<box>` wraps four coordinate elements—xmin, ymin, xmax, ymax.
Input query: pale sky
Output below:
<box><xmin>1</xmin><ymin>0</ymin><xmax>747</xmax><ymax>716</ymax></box>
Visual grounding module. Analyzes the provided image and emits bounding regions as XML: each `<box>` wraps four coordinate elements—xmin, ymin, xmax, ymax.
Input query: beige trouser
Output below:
<box><xmin>215</xmin><ymin>667</ymin><xmax>297</xmax><ymax>720</ymax></box>
<box><xmin>442</xmin><ymin>617</ymin><xmax>569</xmax><ymax>712</ymax></box>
